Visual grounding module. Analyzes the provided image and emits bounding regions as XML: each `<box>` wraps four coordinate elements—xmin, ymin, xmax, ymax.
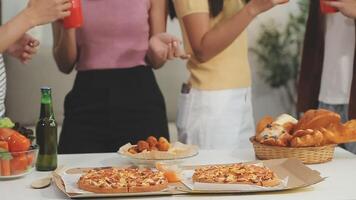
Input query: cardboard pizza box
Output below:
<box><xmin>52</xmin><ymin>158</ymin><xmax>324</xmax><ymax>198</ymax></box>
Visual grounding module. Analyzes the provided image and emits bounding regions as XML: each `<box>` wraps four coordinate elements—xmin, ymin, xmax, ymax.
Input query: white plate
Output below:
<box><xmin>0</xmin><ymin>168</ymin><xmax>34</xmax><ymax>180</ymax></box>
<box><xmin>119</xmin><ymin>152</ymin><xmax>199</xmax><ymax>167</ymax></box>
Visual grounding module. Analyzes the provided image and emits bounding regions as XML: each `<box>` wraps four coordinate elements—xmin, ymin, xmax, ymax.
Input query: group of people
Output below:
<box><xmin>0</xmin><ymin>0</ymin><xmax>355</xmax><ymax>154</ymax></box>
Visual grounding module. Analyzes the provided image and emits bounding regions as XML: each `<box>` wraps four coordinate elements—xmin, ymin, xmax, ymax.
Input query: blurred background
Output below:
<box><xmin>2</xmin><ymin>0</ymin><xmax>308</xmax><ymax>139</ymax></box>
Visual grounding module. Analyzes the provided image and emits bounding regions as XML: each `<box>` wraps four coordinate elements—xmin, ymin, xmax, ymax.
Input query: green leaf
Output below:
<box><xmin>0</xmin><ymin>117</ymin><xmax>15</xmax><ymax>128</ymax></box>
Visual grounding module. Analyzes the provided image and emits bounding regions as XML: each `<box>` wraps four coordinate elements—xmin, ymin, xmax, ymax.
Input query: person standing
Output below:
<box><xmin>297</xmin><ymin>0</ymin><xmax>356</xmax><ymax>153</ymax></box>
<box><xmin>169</xmin><ymin>0</ymin><xmax>288</xmax><ymax>150</ymax></box>
<box><xmin>0</xmin><ymin>0</ymin><xmax>71</xmax><ymax>117</ymax></box>
<box><xmin>52</xmin><ymin>0</ymin><xmax>188</xmax><ymax>154</ymax></box>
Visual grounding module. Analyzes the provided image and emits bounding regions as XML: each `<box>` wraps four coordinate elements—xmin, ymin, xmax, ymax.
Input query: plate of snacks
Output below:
<box><xmin>118</xmin><ymin>136</ymin><xmax>198</xmax><ymax>166</ymax></box>
<box><xmin>251</xmin><ymin>109</ymin><xmax>356</xmax><ymax>164</ymax></box>
<box><xmin>0</xmin><ymin>118</ymin><xmax>38</xmax><ymax>179</ymax></box>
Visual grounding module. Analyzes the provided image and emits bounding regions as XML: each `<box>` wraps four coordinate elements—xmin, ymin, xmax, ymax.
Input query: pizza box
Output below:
<box><xmin>52</xmin><ymin>158</ymin><xmax>325</xmax><ymax>198</ymax></box>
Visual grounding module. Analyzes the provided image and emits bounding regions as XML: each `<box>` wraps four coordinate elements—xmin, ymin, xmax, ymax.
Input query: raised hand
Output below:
<box><xmin>25</xmin><ymin>0</ymin><xmax>72</xmax><ymax>27</ymax></box>
<box><xmin>6</xmin><ymin>34</ymin><xmax>40</xmax><ymax>64</ymax></box>
<box><xmin>148</xmin><ymin>33</ymin><xmax>190</xmax><ymax>63</ymax></box>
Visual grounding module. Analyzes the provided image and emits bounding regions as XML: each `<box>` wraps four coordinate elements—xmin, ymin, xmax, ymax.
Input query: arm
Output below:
<box><xmin>146</xmin><ymin>0</ymin><xmax>168</xmax><ymax>69</ymax></box>
<box><xmin>146</xmin><ymin>0</ymin><xmax>190</xmax><ymax>69</ymax></box>
<box><xmin>0</xmin><ymin>0</ymin><xmax>71</xmax><ymax>53</ymax></box>
<box><xmin>326</xmin><ymin>0</ymin><xmax>356</xmax><ymax>18</ymax></box>
<box><xmin>52</xmin><ymin>22</ymin><xmax>77</xmax><ymax>74</ymax></box>
<box><xmin>182</xmin><ymin>0</ymin><xmax>289</xmax><ymax>63</ymax></box>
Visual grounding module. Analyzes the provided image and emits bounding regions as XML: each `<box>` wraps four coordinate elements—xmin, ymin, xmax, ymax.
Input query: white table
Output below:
<box><xmin>1</xmin><ymin>148</ymin><xmax>356</xmax><ymax>200</ymax></box>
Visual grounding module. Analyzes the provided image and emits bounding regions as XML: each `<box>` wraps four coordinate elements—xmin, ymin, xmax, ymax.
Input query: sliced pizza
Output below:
<box><xmin>77</xmin><ymin>167</ymin><xmax>168</xmax><ymax>193</ymax></box>
<box><xmin>192</xmin><ymin>163</ymin><xmax>281</xmax><ymax>187</ymax></box>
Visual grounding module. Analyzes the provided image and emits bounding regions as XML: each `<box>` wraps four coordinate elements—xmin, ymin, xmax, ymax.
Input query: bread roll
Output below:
<box><xmin>256</xmin><ymin>116</ymin><xmax>274</xmax><ymax>134</ymax></box>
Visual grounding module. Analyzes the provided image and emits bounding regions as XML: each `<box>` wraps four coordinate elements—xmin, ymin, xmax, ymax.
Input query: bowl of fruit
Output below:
<box><xmin>0</xmin><ymin>118</ymin><xmax>38</xmax><ymax>179</ymax></box>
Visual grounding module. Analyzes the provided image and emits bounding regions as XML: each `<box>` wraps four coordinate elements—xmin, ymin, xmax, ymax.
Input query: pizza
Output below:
<box><xmin>77</xmin><ymin>167</ymin><xmax>168</xmax><ymax>193</ymax></box>
<box><xmin>192</xmin><ymin>163</ymin><xmax>281</xmax><ymax>187</ymax></box>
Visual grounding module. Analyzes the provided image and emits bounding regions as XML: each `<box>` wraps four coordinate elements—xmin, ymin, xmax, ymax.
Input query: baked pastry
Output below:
<box><xmin>192</xmin><ymin>163</ymin><xmax>281</xmax><ymax>187</ymax></box>
<box><xmin>290</xmin><ymin>129</ymin><xmax>327</xmax><ymax>147</ymax></box>
<box><xmin>256</xmin><ymin>124</ymin><xmax>292</xmax><ymax>147</ymax></box>
<box><xmin>255</xmin><ymin>114</ymin><xmax>297</xmax><ymax>147</ymax></box>
<box><xmin>256</xmin><ymin>116</ymin><xmax>274</xmax><ymax>134</ymax></box>
<box><xmin>319</xmin><ymin>120</ymin><xmax>356</xmax><ymax>144</ymax></box>
<box><xmin>294</xmin><ymin>109</ymin><xmax>341</xmax><ymax>132</ymax></box>
<box><xmin>78</xmin><ymin>167</ymin><xmax>168</xmax><ymax>193</ymax></box>
<box><xmin>257</xmin><ymin>109</ymin><xmax>356</xmax><ymax>147</ymax></box>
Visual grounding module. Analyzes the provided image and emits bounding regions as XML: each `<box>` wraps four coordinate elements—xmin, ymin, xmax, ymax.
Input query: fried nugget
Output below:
<box><xmin>146</xmin><ymin>136</ymin><xmax>158</xmax><ymax>148</ymax></box>
<box><xmin>157</xmin><ymin>137</ymin><xmax>170</xmax><ymax>151</ymax></box>
<box><xmin>137</xmin><ymin>140</ymin><xmax>150</xmax><ymax>152</ymax></box>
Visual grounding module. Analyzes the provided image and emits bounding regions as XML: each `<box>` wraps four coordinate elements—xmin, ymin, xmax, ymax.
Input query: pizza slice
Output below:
<box><xmin>78</xmin><ymin>168</ymin><xmax>129</xmax><ymax>193</ymax></box>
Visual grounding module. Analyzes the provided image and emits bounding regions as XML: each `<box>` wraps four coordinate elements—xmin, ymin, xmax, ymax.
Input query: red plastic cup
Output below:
<box><xmin>320</xmin><ymin>0</ymin><xmax>338</xmax><ymax>14</ymax></box>
<box><xmin>63</xmin><ymin>0</ymin><xmax>83</xmax><ymax>29</ymax></box>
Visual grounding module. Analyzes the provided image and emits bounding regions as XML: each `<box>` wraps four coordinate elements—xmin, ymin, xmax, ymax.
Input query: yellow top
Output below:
<box><xmin>173</xmin><ymin>0</ymin><xmax>251</xmax><ymax>90</ymax></box>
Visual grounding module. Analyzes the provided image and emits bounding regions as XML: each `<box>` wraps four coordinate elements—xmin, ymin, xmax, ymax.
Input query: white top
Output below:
<box><xmin>0</xmin><ymin>55</ymin><xmax>6</xmax><ymax>117</ymax></box>
<box><xmin>1</xmin><ymin>148</ymin><xmax>356</xmax><ymax>200</ymax></box>
<box><xmin>319</xmin><ymin>13</ymin><xmax>355</xmax><ymax>104</ymax></box>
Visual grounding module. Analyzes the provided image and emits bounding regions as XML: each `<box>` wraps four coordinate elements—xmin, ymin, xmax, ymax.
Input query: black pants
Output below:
<box><xmin>58</xmin><ymin>66</ymin><xmax>169</xmax><ymax>154</ymax></box>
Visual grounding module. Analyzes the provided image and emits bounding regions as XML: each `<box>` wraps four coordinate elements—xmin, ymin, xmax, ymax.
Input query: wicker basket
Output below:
<box><xmin>250</xmin><ymin>137</ymin><xmax>336</xmax><ymax>164</ymax></box>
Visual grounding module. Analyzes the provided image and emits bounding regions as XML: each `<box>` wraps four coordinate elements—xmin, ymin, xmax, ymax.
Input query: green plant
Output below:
<box><xmin>252</xmin><ymin>0</ymin><xmax>309</xmax><ymax>108</ymax></box>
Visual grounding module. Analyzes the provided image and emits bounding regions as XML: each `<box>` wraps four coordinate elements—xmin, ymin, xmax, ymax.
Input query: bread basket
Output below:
<box><xmin>250</xmin><ymin>137</ymin><xmax>336</xmax><ymax>164</ymax></box>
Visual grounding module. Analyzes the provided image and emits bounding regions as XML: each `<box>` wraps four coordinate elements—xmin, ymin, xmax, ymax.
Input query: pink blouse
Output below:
<box><xmin>76</xmin><ymin>0</ymin><xmax>151</xmax><ymax>71</ymax></box>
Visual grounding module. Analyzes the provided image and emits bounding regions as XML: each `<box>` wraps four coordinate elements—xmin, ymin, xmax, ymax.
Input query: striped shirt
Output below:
<box><xmin>0</xmin><ymin>55</ymin><xmax>6</xmax><ymax>117</ymax></box>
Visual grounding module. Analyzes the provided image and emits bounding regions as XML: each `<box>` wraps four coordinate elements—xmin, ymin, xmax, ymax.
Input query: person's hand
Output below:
<box><xmin>149</xmin><ymin>33</ymin><xmax>190</xmax><ymax>61</ymax></box>
<box><xmin>6</xmin><ymin>34</ymin><xmax>40</xmax><ymax>64</ymax></box>
<box><xmin>25</xmin><ymin>0</ymin><xmax>72</xmax><ymax>27</ymax></box>
<box><xmin>246</xmin><ymin>0</ymin><xmax>289</xmax><ymax>17</ymax></box>
<box><xmin>325</xmin><ymin>0</ymin><xmax>356</xmax><ymax>18</ymax></box>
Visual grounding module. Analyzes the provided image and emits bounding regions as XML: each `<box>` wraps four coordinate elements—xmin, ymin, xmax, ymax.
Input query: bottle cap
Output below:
<box><xmin>40</xmin><ymin>87</ymin><xmax>51</xmax><ymax>90</ymax></box>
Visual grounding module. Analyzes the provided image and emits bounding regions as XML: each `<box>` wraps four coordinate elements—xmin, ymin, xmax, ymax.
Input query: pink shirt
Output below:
<box><xmin>76</xmin><ymin>0</ymin><xmax>150</xmax><ymax>71</ymax></box>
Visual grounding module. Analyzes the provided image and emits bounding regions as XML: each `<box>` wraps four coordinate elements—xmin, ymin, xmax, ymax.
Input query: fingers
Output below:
<box><xmin>21</xmin><ymin>52</ymin><xmax>33</xmax><ymax>64</ymax></box>
<box><xmin>60</xmin><ymin>2</ymin><xmax>72</xmax><ymax>11</ymax></box>
<box><xmin>171</xmin><ymin>41</ymin><xmax>190</xmax><ymax>60</ymax></box>
<box><xmin>158</xmin><ymin>33</ymin><xmax>182</xmax><ymax>45</ymax></box>
<box><xmin>57</xmin><ymin>0</ymin><xmax>71</xmax><ymax>4</ymax></box>
<box><xmin>272</xmin><ymin>0</ymin><xmax>289</xmax><ymax>5</ymax></box>
<box><xmin>59</xmin><ymin>10</ymin><xmax>71</xmax><ymax>19</ymax></box>
<box><xmin>167</xmin><ymin>43</ymin><xmax>175</xmax><ymax>60</ymax></box>
<box><xmin>31</xmin><ymin>39</ymin><xmax>40</xmax><ymax>47</ymax></box>
<box><xmin>324</xmin><ymin>0</ymin><xmax>343</xmax><ymax>8</ymax></box>
<box><xmin>58</xmin><ymin>0</ymin><xmax>72</xmax><ymax>18</ymax></box>
<box><xmin>24</xmin><ymin>45</ymin><xmax>38</xmax><ymax>55</ymax></box>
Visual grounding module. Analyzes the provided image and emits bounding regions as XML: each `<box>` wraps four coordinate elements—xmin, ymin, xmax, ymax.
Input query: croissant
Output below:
<box><xmin>294</xmin><ymin>109</ymin><xmax>341</xmax><ymax>132</ymax></box>
<box><xmin>290</xmin><ymin>129</ymin><xmax>327</xmax><ymax>147</ymax></box>
<box><xmin>321</xmin><ymin>120</ymin><xmax>356</xmax><ymax>144</ymax></box>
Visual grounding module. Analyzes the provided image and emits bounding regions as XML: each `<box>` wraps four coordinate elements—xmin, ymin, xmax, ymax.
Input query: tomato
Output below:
<box><xmin>26</xmin><ymin>152</ymin><xmax>35</xmax><ymax>166</ymax></box>
<box><xmin>0</xmin><ymin>128</ymin><xmax>16</xmax><ymax>141</ymax></box>
<box><xmin>8</xmin><ymin>132</ymin><xmax>30</xmax><ymax>152</ymax></box>
<box><xmin>10</xmin><ymin>154</ymin><xmax>28</xmax><ymax>175</ymax></box>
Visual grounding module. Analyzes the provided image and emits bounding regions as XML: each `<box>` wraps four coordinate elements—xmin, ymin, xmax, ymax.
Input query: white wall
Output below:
<box><xmin>2</xmin><ymin>0</ymin><xmax>301</xmax><ymax>126</ymax></box>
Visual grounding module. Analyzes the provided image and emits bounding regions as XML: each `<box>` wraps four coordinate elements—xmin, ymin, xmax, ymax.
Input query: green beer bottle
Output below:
<box><xmin>36</xmin><ymin>87</ymin><xmax>58</xmax><ymax>171</ymax></box>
